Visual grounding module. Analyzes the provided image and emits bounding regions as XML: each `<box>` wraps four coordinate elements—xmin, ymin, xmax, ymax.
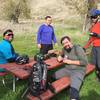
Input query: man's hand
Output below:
<box><xmin>37</xmin><ymin>44</ymin><xmax>41</xmax><ymax>48</ymax></box>
<box><xmin>54</xmin><ymin>43</ymin><xmax>58</xmax><ymax>46</ymax></box>
<box><xmin>63</xmin><ymin>58</ymin><xmax>80</xmax><ymax>65</ymax></box>
<box><xmin>83</xmin><ymin>48</ymin><xmax>86</xmax><ymax>52</ymax></box>
<box><xmin>57</xmin><ymin>56</ymin><xmax>63</xmax><ymax>62</ymax></box>
<box><xmin>63</xmin><ymin>58</ymin><xmax>72</xmax><ymax>64</ymax></box>
<box><xmin>54</xmin><ymin>43</ymin><xmax>58</xmax><ymax>49</ymax></box>
<box><xmin>89</xmin><ymin>33</ymin><xmax>98</xmax><ymax>37</ymax></box>
<box><xmin>48</xmin><ymin>50</ymin><xmax>55</xmax><ymax>54</ymax></box>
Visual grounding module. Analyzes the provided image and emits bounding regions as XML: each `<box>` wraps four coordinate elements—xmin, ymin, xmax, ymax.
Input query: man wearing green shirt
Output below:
<box><xmin>54</xmin><ymin>36</ymin><xmax>88</xmax><ymax>100</ymax></box>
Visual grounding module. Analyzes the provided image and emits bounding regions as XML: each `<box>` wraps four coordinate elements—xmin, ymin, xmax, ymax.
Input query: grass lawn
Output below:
<box><xmin>0</xmin><ymin>23</ymin><xmax>100</xmax><ymax>100</ymax></box>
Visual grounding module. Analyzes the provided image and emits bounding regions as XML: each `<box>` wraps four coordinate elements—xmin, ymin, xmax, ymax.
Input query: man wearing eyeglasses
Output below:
<box><xmin>0</xmin><ymin>29</ymin><xmax>17</xmax><ymax>65</ymax></box>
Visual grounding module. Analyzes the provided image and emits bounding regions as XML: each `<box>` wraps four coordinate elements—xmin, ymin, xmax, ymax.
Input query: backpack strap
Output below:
<box><xmin>74</xmin><ymin>45</ymin><xmax>82</xmax><ymax>59</ymax></box>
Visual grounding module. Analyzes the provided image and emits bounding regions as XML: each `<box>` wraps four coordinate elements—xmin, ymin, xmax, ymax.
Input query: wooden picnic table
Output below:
<box><xmin>0</xmin><ymin>57</ymin><xmax>95</xmax><ymax>94</ymax></box>
<box><xmin>0</xmin><ymin>58</ymin><xmax>34</xmax><ymax>91</ymax></box>
<box><xmin>0</xmin><ymin>57</ymin><xmax>63</xmax><ymax>92</ymax></box>
<box><xmin>0</xmin><ymin>59</ymin><xmax>33</xmax><ymax>79</ymax></box>
<box><xmin>0</xmin><ymin>57</ymin><xmax>63</xmax><ymax>79</ymax></box>
<box><xmin>26</xmin><ymin>61</ymin><xmax>95</xmax><ymax>100</ymax></box>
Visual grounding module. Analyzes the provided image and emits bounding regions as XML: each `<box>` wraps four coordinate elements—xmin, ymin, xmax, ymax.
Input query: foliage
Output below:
<box><xmin>63</xmin><ymin>0</ymin><xmax>99</xmax><ymax>33</ymax></box>
<box><xmin>17</xmin><ymin>0</ymin><xmax>31</xmax><ymax>19</ymax></box>
<box><xmin>63</xmin><ymin>0</ymin><xmax>88</xmax><ymax>16</ymax></box>
<box><xmin>2</xmin><ymin>0</ymin><xmax>16</xmax><ymax>20</ymax></box>
<box><xmin>2</xmin><ymin>0</ymin><xmax>31</xmax><ymax>23</ymax></box>
<box><xmin>63</xmin><ymin>0</ymin><xmax>98</xmax><ymax>16</ymax></box>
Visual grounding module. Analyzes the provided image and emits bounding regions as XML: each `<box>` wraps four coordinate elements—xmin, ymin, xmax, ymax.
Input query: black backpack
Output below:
<box><xmin>28</xmin><ymin>54</ymin><xmax>55</xmax><ymax>97</ymax></box>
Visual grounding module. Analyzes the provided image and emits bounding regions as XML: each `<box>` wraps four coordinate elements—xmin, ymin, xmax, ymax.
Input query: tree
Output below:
<box><xmin>3</xmin><ymin>0</ymin><xmax>31</xmax><ymax>23</ymax></box>
<box><xmin>63</xmin><ymin>0</ymin><xmax>98</xmax><ymax>33</ymax></box>
<box><xmin>63</xmin><ymin>0</ymin><xmax>88</xmax><ymax>16</ymax></box>
<box><xmin>82</xmin><ymin>0</ymin><xmax>97</xmax><ymax>33</ymax></box>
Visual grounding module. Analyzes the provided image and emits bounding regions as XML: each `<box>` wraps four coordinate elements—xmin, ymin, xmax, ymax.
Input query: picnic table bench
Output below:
<box><xmin>26</xmin><ymin>60</ymin><xmax>95</xmax><ymax>100</ymax></box>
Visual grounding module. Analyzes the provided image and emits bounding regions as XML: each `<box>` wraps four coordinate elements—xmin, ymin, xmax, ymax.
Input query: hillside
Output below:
<box><xmin>0</xmin><ymin>0</ymin><xmax>100</xmax><ymax>20</ymax></box>
<box><xmin>30</xmin><ymin>0</ymin><xmax>74</xmax><ymax>19</ymax></box>
<box><xmin>0</xmin><ymin>0</ymin><xmax>100</xmax><ymax>34</ymax></box>
<box><xmin>0</xmin><ymin>0</ymin><xmax>79</xmax><ymax>20</ymax></box>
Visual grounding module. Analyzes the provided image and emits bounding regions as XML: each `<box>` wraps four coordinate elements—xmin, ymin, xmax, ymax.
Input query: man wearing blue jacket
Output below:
<box><xmin>37</xmin><ymin>16</ymin><xmax>57</xmax><ymax>55</ymax></box>
<box><xmin>0</xmin><ymin>29</ymin><xmax>17</xmax><ymax>72</ymax></box>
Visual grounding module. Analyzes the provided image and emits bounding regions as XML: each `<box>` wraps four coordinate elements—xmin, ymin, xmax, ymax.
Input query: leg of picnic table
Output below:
<box><xmin>2</xmin><ymin>77</ymin><xmax>6</xmax><ymax>86</ymax></box>
<box><xmin>13</xmin><ymin>75</ymin><xmax>16</xmax><ymax>92</ymax></box>
<box><xmin>21</xmin><ymin>87</ymin><xmax>29</xmax><ymax>99</ymax></box>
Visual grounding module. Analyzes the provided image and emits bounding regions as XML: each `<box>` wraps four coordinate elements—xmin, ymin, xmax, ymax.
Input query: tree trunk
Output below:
<box><xmin>11</xmin><ymin>14</ymin><xmax>19</xmax><ymax>23</ymax></box>
<box><xmin>11</xmin><ymin>2</ymin><xmax>20</xmax><ymax>24</ymax></box>
<box><xmin>82</xmin><ymin>0</ymin><xmax>97</xmax><ymax>33</ymax></box>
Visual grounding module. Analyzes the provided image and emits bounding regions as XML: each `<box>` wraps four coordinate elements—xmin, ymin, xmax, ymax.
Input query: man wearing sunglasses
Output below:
<box><xmin>0</xmin><ymin>29</ymin><xmax>18</xmax><ymax>65</ymax></box>
<box><xmin>83</xmin><ymin>9</ymin><xmax>100</xmax><ymax>81</ymax></box>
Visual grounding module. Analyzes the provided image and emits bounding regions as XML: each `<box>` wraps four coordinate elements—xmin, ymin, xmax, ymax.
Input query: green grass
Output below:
<box><xmin>0</xmin><ymin>25</ymin><xmax>100</xmax><ymax>100</ymax></box>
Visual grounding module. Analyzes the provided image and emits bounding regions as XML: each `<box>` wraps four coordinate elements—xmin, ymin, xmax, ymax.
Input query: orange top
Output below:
<box><xmin>84</xmin><ymin>22</ymin><xmax>100</xmax><ymax>49</ymax></box>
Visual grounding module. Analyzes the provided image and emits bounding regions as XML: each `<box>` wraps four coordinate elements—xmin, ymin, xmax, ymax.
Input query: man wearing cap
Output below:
<box><xmin>83</xmin><ymin>9</ymin><xmax>100</xmax><ymax>49</ymax></box>
<box><xmin>83</xmin><ymin>9</ymin><xmax>100</xmax><ymax>81</ymax></box>
<box><xmin>0</xmin><ymin>29</ymin><xmax>17</xmax><ymax>72</ymax></box>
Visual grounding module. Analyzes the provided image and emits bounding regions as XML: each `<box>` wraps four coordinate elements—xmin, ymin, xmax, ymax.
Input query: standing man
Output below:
<box><xmin>83</xmin><ymin>9</ymin><xmax>100</xmax><ymax>81</ymax></box>
<box><xmin>83</xmin><ymin>9</ymin><xmax>100</xmax><ymax>49</ymax></box>
<box><xmin>54</xmin><ymin>36</ymin><xmax>88</xmax><ymax>100</ymax></box>
<box><xmin>0</xmin><ymin>29</ymin><xmax>18</xmax><ymax>72</ymax></box>
<box><xmin>37</xmin><ymin>16</ymin><xmax>57</xmax><ymax>55</ymax></box>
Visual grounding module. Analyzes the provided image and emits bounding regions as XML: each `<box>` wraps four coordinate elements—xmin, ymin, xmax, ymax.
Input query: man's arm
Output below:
<box><xmin>83</xmin><ymin>37</ymin><xmax>95</xmax><ymax>49</ymax></box>
<box><xmin>6</xmin><ymin>53</ymin><xmax>18</xmax><ymax>63</ymax></box>
<box><xmin>97</xmin><ymin>34</ymin><xmax>100</xmax><ymax>38</ymax></box>
<box><xmin>7</xmin><ymin>58</ymin><xmax>15</xmax><ymax>62</ymax></box>
<box><xmin>2</xmin><ymin>44</ymin><xmax>17</xmax><ymax>63</ymax></box>
<box><xmin>63</xmin><ymin>58</ymin><xmax>80</xmax><ymax>65</ymax></box>
<box><xmin>90</xmin><ymin>32</ymin><xmax>100</xmax><ymax>38</ymax></box>
<box><xmin>52</xmin><ymin>27</ymin><xmax>57</xmax><ymax>44</ymax></box>
<box><xmin>63</xmin><ymin>46</ymin><xmax>88</xmax><ymax>66</ymax></box>
<box><xmin>37</xmin><ymin>25</ymin><xmax>43</xmax><ymax>44</ymax></box>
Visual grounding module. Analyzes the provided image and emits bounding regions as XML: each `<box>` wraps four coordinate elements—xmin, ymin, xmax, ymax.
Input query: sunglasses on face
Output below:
<box><xmin>91</xmin><ymin>16</ymin><xmax>98</xmax><ymax>19</ymax></box>
<box><xmin>6</xmin><ymin>34</ymin><xmax>14</xmax><ymax>36</ymax></box>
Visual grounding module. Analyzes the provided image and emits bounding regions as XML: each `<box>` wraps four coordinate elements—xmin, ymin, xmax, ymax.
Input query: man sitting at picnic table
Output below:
<box><xmin>53</xmin><ymin>36</ymin><xmax>88</xmax><ymax>100</ymax></box>
<box><xmin>0</xmin><ymin>29</ymin><xmax>18</xmax><ymax>72</ymax></box>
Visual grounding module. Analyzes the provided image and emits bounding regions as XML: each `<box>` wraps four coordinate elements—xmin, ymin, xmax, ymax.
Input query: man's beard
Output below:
<box><xmin>65</xmin><ymin>47</ymin><xmax>72</xmax><ymax>53</ymax></box>
<box><xmin>9</xmin><ymin>37</ymin><xmax>13</xmax><ymax>42</ymax></box>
